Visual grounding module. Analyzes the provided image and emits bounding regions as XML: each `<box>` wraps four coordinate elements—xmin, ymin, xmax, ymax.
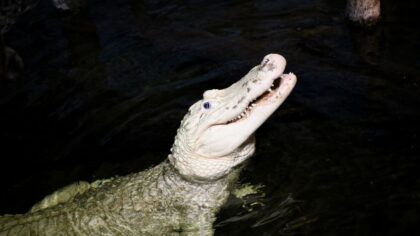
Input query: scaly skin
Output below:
<box><xmin>1</xmin><ymin>161</ymin><xmax>236</xmax><ymax>235</ymax></box>
<box><xmin>0</xmin><ymin>54</ymin><xmax>297</xmax><ymax>235</ymax></box>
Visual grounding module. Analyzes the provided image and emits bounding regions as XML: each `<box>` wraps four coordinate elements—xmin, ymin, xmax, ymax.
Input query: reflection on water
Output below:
<box><xmin>1</xmin><ymin>0</ymin><xmax>419</xmax><ymax>235</ymax></box>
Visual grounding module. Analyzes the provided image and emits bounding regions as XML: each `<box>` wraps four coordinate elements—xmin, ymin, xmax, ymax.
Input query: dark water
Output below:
<box><xmin>1</xmin><ymin>0</ymin><xmax>419</xmax><ymax>235</ymax></box>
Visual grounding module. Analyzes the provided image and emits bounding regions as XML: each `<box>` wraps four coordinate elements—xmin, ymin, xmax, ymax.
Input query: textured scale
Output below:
<box><xmin>0</xmin><ymin>53</ymin><xmax>296</xmax><ymax>235</ymax></box>
<box><xmin>0</xmin><ymin>162</ymin><xmax>238</xmax><ymax>235</ymax></box>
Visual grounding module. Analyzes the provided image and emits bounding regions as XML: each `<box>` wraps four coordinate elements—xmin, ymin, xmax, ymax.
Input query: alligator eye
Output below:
<box><xmin>203</xmin><ymin>102</ymin><xmax>211</xmax><ymax>109</ymax></box>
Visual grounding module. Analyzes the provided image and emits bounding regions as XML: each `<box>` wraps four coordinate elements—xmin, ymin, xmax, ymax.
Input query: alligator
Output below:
<box><xmin>346</xmin><ymin>0</ymin><xmax>381</xmax><ymax>26</ymax></box>
<box><xmin>0</xmin><ymin>53</ymin><xmax>297</xmax><ymax>235</ymax></box>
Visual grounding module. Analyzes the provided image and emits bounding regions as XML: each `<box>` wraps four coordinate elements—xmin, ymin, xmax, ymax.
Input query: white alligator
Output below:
<box><xmin>0</xmin><ymin>53</ymin><xmax>297</xmax><ymax>235</ymax></box>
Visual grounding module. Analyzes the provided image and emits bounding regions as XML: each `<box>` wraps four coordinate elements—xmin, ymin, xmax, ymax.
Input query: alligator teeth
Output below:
<box><xmin>268</xmin><ymin>88</ymin><xmax>273</xmax><ymax>92</ymax></box>
<box><xmin>271</xmin><ymin>83</ymin><xmax>274</xmax><ymax>87</ymax></box>
<box><xmin>251</xmin><ymin>103</ymin><xmax>256</xmax><ymax>107</ymax></box>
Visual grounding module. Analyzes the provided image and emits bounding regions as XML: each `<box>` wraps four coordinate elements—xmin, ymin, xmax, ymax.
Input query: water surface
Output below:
<box><xmin>1</xmin><ymin>0</ymin><xmax>419</xmax><ymax>235</ymax></box>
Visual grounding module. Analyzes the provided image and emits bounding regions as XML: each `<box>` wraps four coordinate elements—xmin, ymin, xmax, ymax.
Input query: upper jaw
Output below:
<box><xmin>196</xmin><ymin>54</ymin><xmax>296</xmax><ymax>157</ymax></box>
<box><xmin>202</xmin><ymin>72</ymin><xmax>296</xmax><ymax>157</ymax></box>
<box><xmin>231</xmin><ymin>72</ymin><xmax>296</xmax><ymax>123</ymax></box>
<box><xmin>223</xmin><ymin>54</ymin><xmax>287</xmax><ymax>123</ymax></box>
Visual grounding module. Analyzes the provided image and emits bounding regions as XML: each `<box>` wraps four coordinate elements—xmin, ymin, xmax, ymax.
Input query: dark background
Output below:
<box><xmin>1</xmin><ymin>0</ymin><xmax>419</xmax><ymax>235</ymax></box>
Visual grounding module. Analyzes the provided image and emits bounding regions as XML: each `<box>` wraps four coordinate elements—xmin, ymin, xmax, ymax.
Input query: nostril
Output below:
<box><xmin>261</xmin><ymin>58</ymin><xmax>269</xmax><ymax>67</ymax></box>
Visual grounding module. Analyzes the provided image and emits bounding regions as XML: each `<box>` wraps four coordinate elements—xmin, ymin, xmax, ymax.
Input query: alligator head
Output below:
<box><xmin>169</xmin><ymin>54</ymin><xmax>297</xmax><ymax>182</ymax></box>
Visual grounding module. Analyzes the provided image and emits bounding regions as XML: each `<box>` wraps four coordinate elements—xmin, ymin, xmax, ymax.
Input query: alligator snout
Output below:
<box><xmin>259</xmin><ymin>54</ymin><xmax>286</xmax><ymax>73</ymax></box>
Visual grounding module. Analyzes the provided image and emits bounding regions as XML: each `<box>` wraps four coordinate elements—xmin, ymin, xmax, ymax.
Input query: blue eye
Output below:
<box><xmin>203</xmin><ymin>102</ymin><xmax>211</xmax><ymax>109</ymax></box>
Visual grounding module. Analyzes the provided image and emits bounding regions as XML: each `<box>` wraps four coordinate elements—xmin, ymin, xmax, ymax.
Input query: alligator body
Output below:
<box><xmin>0</xmin><ymin>54</ymin><xmax>297</xmax><ymax>235</ymax></box>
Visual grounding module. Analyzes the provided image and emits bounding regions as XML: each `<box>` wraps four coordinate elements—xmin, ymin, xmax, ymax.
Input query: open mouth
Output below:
<box><xmin>226</xmin><ymin>76</ymin><xmax>283</xmax><ymax>124</ymax></box>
